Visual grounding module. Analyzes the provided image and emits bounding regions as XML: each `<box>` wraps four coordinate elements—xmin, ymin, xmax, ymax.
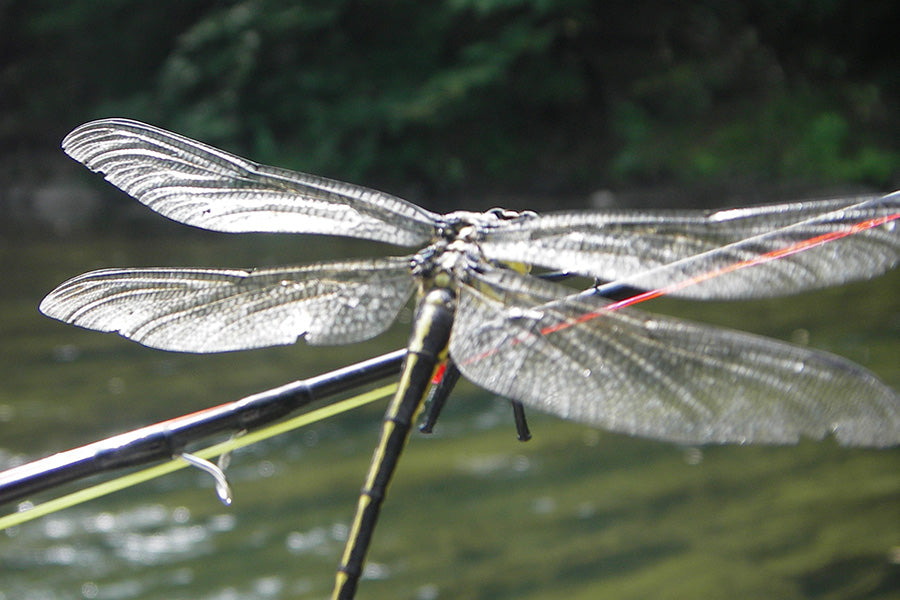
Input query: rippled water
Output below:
<box><xmin>1</xmin><ymin>233</ymin><xmax>899</xmax><ymax>599</ymax></box>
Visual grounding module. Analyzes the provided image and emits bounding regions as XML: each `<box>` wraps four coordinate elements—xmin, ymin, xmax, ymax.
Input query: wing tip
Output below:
<box><xmin>62</xmin><ymin>118</ymin><xmax>145</xmax><ymax>151</ymax></box>
<box><xmin>37</xmin><ymin>293</ymin><xmax>61</xmax><ymax>320</ymax></box>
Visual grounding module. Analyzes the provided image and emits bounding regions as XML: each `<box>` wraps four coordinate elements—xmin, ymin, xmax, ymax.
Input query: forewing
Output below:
<box><xmin>40</xmin><ymin>257</ymin><xmax>416</xmax><ymax>352</ymax></box>
<box><xmin>449</xmin><ymin>268</ymin><xmax>900</xmax><ymax>447</ymax></box>
<box><xmin>479</xmin><ymin>193</ymin><xmax>900</xmax><ymax>299</ymax></box>
<box><xmin>62</xmin><ymin>119</ymin><xmax>438</xmax><ymax>246</ymax></box>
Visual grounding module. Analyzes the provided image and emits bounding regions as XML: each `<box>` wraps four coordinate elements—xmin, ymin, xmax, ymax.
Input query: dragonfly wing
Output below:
<box><xmin>449</xmin><ymin>267</ymin><xmax>900</xmax><ymax>447</ymax></box>
<box><xmin>479</xmin><ymin>193</ymin><xmax>900</xmax><ymax>299</ymax></box>
<box><xmin>62</xmin><ymin>119</ymin><xmax>438</xmax><ymax>246</ymax></box>
<box><xmin>40</xmin><ymin>257</ymin><xmax>416</xmax><ymax>352</ymax></box>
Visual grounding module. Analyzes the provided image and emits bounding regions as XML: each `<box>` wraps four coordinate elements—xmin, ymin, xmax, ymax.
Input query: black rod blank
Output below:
<box><xmin>0</xmin><ymin>349</ymin><xmax>406</xmax><ymax>506</ymax></box>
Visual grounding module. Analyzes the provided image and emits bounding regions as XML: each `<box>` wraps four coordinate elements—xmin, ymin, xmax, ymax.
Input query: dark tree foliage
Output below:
<box><xmin>2</xmin><ymin>0</ymin><xmax>899</xmax><ymax>208</ymax></box>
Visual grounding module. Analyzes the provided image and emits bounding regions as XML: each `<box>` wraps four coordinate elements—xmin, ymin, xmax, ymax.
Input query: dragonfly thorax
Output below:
<box><xmin>412</xmin><ymin>237</ymin><xmax>481</xmax><ymax>284</ymax></box>
<box><xmin>411</xmin><ymin>208</ymin><xmax>537</xmax><ymax>287</ymax></box>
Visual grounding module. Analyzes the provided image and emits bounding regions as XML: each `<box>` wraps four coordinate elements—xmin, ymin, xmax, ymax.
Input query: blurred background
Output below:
<box><xmin>1</xmin><ymin>2</ymin><xmax>899</xmax><ymax>599</ymax></box>
<box><xmin>4</xmin><ymin>0</ymin><xmax>900</xmax><ymax>228</ymax></box>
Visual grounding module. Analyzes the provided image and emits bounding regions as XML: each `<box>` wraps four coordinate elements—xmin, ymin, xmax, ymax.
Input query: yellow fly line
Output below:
<box><xmin>0</xmin><ymin>382</ymin><xmax>398</xmax><ymax>531</ymax></box>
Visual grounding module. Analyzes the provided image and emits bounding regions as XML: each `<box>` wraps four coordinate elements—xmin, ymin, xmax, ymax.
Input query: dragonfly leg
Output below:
<box><xmin>421</xmin><ymin>360</ymin><xmax>532</xmax><ymax>442</ymax></box>
<box><xmin>511</xmin><ymin>401</ymin><xmax>532</xmax><ymax>441</ymax></box>
<box><xmin>419</xmin><ymin>360</ymin><xmax>462</xmax><ymax>433</ymax></box>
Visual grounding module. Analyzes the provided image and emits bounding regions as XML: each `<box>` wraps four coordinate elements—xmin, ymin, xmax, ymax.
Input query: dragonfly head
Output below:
<box><xmin>485</xmin><ymin>207</ymin><xmax>538</xmax><ymax>220</ymax></box>
<box><xmin>437</xmin><ymin>209</ymin><xmax>538</xmax><ymax>242</ymax></box>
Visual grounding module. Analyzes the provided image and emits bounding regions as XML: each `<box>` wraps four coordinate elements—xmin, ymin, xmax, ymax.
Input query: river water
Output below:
<box><xmin>1</xmin><ymin>231</ymin><xmax>898</xmax><ymax>599</ymax></box>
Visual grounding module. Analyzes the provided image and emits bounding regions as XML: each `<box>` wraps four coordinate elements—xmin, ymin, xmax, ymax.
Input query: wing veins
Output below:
<box><xmin>62</xmin><ymin>119</ymin><xmax>439</xmax><ymax>245</ymax></box>
<box><xmin>480</xmin><ymin>192</ymin><xmax>900</xmax><ymax>299</ymax></box>
<box><xmin>451</xmin><ymin>267</ymin><xmax>900</xmax><ymax>446</ymax></box>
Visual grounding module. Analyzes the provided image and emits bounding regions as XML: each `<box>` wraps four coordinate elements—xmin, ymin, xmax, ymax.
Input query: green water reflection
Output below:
<box><xmin>1</xmin><ymin>233</ymin><xmax>898</xmax><ymax>599</ymax></box>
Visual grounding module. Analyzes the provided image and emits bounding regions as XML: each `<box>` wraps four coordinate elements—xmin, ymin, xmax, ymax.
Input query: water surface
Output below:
<box><xmin>1</xmin><ymin>232</ymin><xmax>898</xmax><ymax>599</ymax></box>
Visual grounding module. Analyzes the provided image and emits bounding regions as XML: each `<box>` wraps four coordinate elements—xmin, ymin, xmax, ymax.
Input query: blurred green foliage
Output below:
<box><xmin>3</xmin><ymin>0</ymin><xmax>899</xmax><ymax>200</ymax></box>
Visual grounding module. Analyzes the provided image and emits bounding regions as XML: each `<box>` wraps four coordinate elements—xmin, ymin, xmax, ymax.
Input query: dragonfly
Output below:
<box><xmin>41</xmin><ymin>119</ymin><xmax>900</xmax><ymax>599</ymax></box>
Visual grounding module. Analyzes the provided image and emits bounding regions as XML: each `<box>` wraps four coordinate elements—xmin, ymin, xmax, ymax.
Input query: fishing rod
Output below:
<box><xmin>0</xmin><ymin>348</ymin><xmax>406</xmax><ymax>507</ymax></box>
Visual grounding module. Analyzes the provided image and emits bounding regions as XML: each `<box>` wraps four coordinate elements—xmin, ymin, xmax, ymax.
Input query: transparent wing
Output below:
<box><xmin>479</xmin><ymin>192</ymin><xmax>900</xmax><ymax>299</ymax></box>
<box><xmin>62</xmin><ymin>119</ymin><xmax>439</xmax><ymax>246</ymax></box>
<box><xmin>40</xmin><ymin>257</ymin><xmax>416</xmax><ymax>352</ymax></box>
<box><xmin>449</xmin><ymin>267</ymin><xmax>900</xmax><ymax>447</ymax></box>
